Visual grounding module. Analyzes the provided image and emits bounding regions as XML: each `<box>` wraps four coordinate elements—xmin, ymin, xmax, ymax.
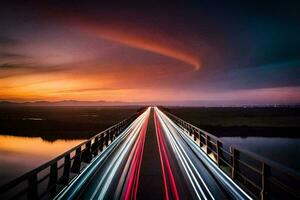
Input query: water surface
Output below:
<box><xmin>0</xmin><ymin>135</ymin><xmax>84</xmax><ymax>186</ymax></box>
<box><xmin>220</xmin><ymin>137</ymin><xmax>300</xmax><ymax>172</ymax></box>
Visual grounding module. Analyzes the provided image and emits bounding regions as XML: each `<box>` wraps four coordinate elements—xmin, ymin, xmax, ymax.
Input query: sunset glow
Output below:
<box><xmin>0</xmin><ymin>2</ymin><xmax>299</xmax><ymax>105</ymax></box>
<box><xmin>0</xmin><ymin>135</ymin><xmax>83</xmax><ymax>158</ymax></box>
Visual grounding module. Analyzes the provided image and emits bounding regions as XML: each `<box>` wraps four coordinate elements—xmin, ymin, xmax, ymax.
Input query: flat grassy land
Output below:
<box><xmin>0</xmin><ymin>106</ymin><xmax>143</xmax><ymax>141</ymax></box>
<box><xmin>166</xmin><ymin>107</ymin><xmax>300</xmax><ymax>137</ymax></box>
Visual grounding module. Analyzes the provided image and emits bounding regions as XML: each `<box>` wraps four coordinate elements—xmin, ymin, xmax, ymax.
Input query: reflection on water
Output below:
<box><xmin>220</xmin><ymin>137</ymin><xmax>300</xmax><ymax>172</ymax></box>
<box><xmin>0</xmin><ymin>135</ymin><xmax>84</xmax><ymax>186</ymax></box>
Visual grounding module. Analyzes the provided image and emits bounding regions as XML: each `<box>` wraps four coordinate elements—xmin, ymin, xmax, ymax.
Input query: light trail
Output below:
<box><xmin>54</xmin><ymin>106</ymin><xmax>251</xmax><ymax>200</ymax></box>
<box><xmin>124</xmin><ymin>111</ymin><xmax>149</xmax><ymax>200</ymax></box>
<box><xmin>90</xmin><ymin>114</ymin><xmax>143</xmax><ymax>199</ymax></box>
<box><xmin>155</xmin><ymin>107</ymin><xmax>213</xmax><ymax>200</ymax></box>
<box><xmin>163</xmin><ymin>113</ymin><xmax>252</xmax><ymax>199</ymax></box>
<box><xmin>154</xmin><ymin>111</ymin><xmax>180</xmax><ymax>200</ymax></box>
<box><xmin>55</xmin><ymin>107</ymin><xmax>151</xmax><ymax>200</ymax></box>
<box><xmin>89</xmin><ymin>108</ymin><xmax>150</xmax><ymax>199</ymax></box>
<box><xmin>155</xmin><ymin>107</ymin><xmax>252</xmax><ymax>200</ymax></box>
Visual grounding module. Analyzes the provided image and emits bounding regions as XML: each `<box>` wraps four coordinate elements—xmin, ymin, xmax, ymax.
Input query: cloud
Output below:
<box><xmin>0</xmin><ymin>63</ymin><xmax>31</xmax><ymax>69</ymax></box>
<box><xmin>92</xmin><ymin>31</ymin><xmax>201</xmax><ymax>70</ymax></box>
<box><xmin>0</xmin><ymin>36</ymin><xmax>20</xmax><ymax>47</ymax></box>
<box><xmin>59</xmin><ymin>14</ymin><xmax>201</xmax><ymax>70</ymax></box>
<box><xmin>0</xmin><ymin>52</ymin><xmax>29</xmax><ymax>60</ymax></box>
<box><xmin>55</xmin><ymin>87</ymin><xmax>124</xmax><ymax>93</ymax></box>
<box><xmin>0</xmin><ymin>62</ymin><xmax>71</xmax><ymax>79</ymax></box>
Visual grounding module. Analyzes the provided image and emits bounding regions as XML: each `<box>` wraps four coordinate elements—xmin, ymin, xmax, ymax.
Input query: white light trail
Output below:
<box><xmin>155</xmin><ymin>107</ymin><xmax>214</xmax><ymax>200</ymax></box>
<box><xmin>156</xmin><ymin>107</ymin><xmax>252</xmax><ymax>200</ymax></box>
<box><xmin>55</xmin><ymin>107</ymin><xmax>151</xmax><ymax>200</ymax></box>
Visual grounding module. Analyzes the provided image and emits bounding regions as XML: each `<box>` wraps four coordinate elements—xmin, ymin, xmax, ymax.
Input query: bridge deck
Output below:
<box><xmin>137</xmin><ymin>109</ymin><xmax>164</xmax><ymax>199</ymax></box>
<box><xmin>154</xmin><ymin>108</ymin><xmax>230</xmax><ymax>199</ymax></box>
<box><xmin>55</xmin><ymin>107</ymin><xmax>251</xmax><ymax>200</ymax></box>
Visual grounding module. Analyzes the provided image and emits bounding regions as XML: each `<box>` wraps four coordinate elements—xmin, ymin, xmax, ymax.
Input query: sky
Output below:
<box><xmin>0</xmin><ymin>1</ymin><xmax>300</xmax><ymax>105</ymax></box>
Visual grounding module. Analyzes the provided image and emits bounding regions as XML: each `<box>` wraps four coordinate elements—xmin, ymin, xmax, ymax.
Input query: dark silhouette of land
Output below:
<box><xmin>166</xmin><ymin>106</ymin><xmax>300</xmax><ymax>138</ymax></box>
<box><xmin>0</xmin><ymin>106</ymin><xmax>142</xmax><ymax>141</ymax></box>
<box><xmin>0</xmin><ymin>105</ymin><xmax>299</xmax><ymax>141</ymax></box>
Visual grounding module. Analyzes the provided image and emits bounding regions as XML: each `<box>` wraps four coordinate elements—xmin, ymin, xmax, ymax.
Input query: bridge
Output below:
<box><xmin>0</xmin><ymin>107</ymin><xmax>299</xmax><ymax>200</ymax></box>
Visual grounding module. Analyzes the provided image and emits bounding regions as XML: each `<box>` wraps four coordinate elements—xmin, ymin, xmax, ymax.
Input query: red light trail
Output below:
<box><xmin>154</xmin><ymin>111</ymin><xmax>180</xmax><ymax>200</ymax></box>
<box><xmin>124</xmin><ymin>112</ymin><xmax>149</xmax><ymax>200</ymax></box>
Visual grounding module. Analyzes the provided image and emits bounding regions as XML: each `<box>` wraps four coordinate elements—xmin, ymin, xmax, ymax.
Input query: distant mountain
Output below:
<box><xmin>0</xmin><ymin>100</ymin><xmax>134</xmax><ymax>106</ymax></box>
<box><xmin>0</xmin><ymin>100</ymin><xmax>298</xmax><ymax>107</ymax></box>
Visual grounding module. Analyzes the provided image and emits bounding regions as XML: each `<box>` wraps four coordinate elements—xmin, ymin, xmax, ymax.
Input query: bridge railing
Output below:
<box><xmin>162</xmin><ymin>109</ymin><xmax>300</xmax><ymax>200</ymax></box>
<box><xmin>0</xmin><ymin>108</ymin><xmax>145</xmax><ymax>200</ymax></box>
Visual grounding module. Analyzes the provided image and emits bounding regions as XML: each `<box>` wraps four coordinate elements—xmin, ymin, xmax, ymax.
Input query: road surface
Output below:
<box><xmin>55</xmin><ymin>107</ymin><xmax>251</xmax><ymax>200</ymax></box>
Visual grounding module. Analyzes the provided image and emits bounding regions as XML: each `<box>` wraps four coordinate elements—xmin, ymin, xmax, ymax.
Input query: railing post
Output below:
<box><xmin>27</xmin><ymin>173</ymin><xmax>38</xmax><ymax>200</ymax></box>
<box><xmin>62</xmin><ymin>154</ymin><xmax>71</xmax><ymax>184</ymax></box>
<box><xmin>92</xmin><ymin>136</ymin><xmax>99</xmax><ymax>156</ymax></box>
<box><xmin>205</xmin><ymin>134</ymin><xmax>208</xmax><ymax>153</ymax></box>
<box><xmin>99</xmin><ymin>135</ymin><xmax>104</xmax><ymax>151</ymax></box>
<box><xmin>110</xmin><ymin>128</ymin><xmax>114</xmax><ymax>142</ymax></box>
<box><xmin>48</xmin><ymin>161</ymin><xmax>58</xmax><ymax>197</ymax></box>
<box><xmin>261</xmin><ymin>162</ymin><xmax>270</xmax><ymax>200</ymax></box>
<box><xmin>82</xmin><ymin>140</ymin><xmax>92</xmax><ymax>163</ymax></box>
<box><xmin>216</xmin><ymin>141</ymin><xmax>221</xmax><ymax>166</ymax></box>
<box><xmin>105</xmin><ymin>131</ymin><xmax>109</xmax><ymax>146</ymax></box>
<box><xmin>71</xmin><ymin>147</ymin><xmax>82</xmax><ymax>173</ymax></box>
<box><xmin>193</xmin><ymin>129</ymin><xmax>197</xmax><ymax>141</ymax></box>
<box><xmin>115</xmin><ymin>126</ymin><xmax>120</xmax><ymax>136</ymax></box>
<box><xmin>207</xmin><ymin>135</ymin><xmax>212</xmax><ymax>154</ymax></box>
<box><xmin>199</xmin><ymin>131</ymin><xmax>202</xmax><ymax>147</ymax></box>
<box><xmin>118</xmin><ymin>125</ymin><xmax>122</xmax><ymax>135</ymax></box>
<box><xmin>231</xmin><ymin>147</ymin><xmax>238</xmax><ymax>179</ymax></box>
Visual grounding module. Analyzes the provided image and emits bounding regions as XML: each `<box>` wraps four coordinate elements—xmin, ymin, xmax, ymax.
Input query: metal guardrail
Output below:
<box><xmin>0</xmin><ymin>108</ymin><xmax>145</xmax><ymax>200</ymax></box>
<box><xmin>162</xmin><ymin>109</ymin><xmax>300</xmax><ymax>200</ymax></box>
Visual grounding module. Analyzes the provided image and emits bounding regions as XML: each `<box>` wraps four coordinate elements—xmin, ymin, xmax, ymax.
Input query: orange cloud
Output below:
<box><xmin>68</xmin><ymin>16</ymin><xmax>201</xmax><ymax>70</ymax></box>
